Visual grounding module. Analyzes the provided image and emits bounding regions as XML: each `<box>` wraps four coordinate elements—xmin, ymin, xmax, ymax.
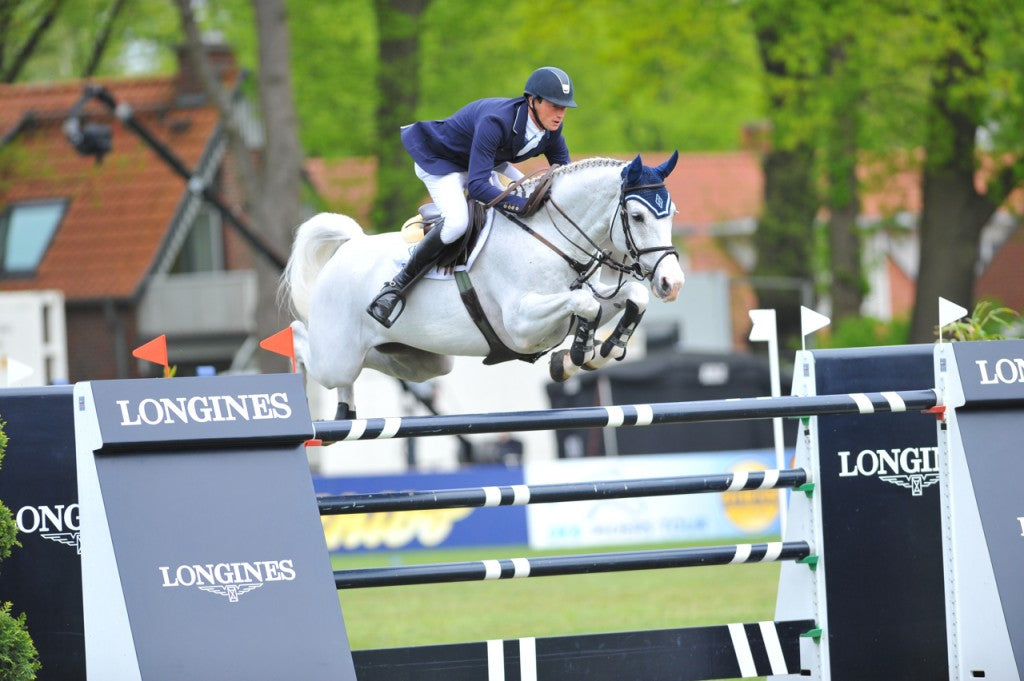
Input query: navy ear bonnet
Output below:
<box><xmin>620</xmin><ymin>151</ymin><xmax>678</xmax><ymax>219</ymax></box>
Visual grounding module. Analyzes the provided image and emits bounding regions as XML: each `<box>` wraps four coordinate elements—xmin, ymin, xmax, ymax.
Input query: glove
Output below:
<box><xmin>497</xmin><ymin>194</ymin><xmax>529</xmax><ymax>215</ymax></box>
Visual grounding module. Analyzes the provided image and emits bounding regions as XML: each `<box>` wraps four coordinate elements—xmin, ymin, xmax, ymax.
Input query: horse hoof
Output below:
<box><xmin>549</xmin><ymin>350</ymin><xmax>570</xmax><ymax>382</ymax></box>
<box><xmin>334</xmin><ymin>403</ymin><xmax>357</xmax><ymax>420</ymax></box>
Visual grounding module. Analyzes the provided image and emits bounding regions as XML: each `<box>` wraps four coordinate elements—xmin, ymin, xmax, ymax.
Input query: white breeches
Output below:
<box><xmin>414</xmin><ymin>163</ymin><xmax>524</xmax><ymax>245</ymax></box>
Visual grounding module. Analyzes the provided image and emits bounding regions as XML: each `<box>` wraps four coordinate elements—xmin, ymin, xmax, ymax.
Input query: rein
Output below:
<box><xmin>497</xmin><ymin>171</ymin><xmax>679</xmax><ymax>294</ymax></box>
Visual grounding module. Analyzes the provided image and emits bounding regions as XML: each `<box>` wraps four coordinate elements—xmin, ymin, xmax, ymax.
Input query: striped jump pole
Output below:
<box><xmin>317</xmin><ymin>468</ymin><xmax>810</xmax><ymax>515</ymax></box>
<box><xmin>334</xmin><ymin>541</ymin><xmax>813</xmax><ymax>589</ymax></box>
<box><xmin>312</xmin><ymin>389</ymin><xmax>938</xmax><ymax>442</ymax></box>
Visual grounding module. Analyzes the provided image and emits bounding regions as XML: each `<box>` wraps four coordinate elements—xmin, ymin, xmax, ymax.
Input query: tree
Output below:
<box><xmin>908</xmin><ymin>1</ymin><xmax>1024</xmax><ymax>342</ymax></box>
<box><xmin>372</xmin><ymin>0</ymin><xmax>430</xmax><ymax>232</ymax></box>
<box><xmin>174</xmin><ymin>0</ymin><xmax>303</xmax><ymax>371</ymax></box>
<box><xmin>747</xmin><ymin>0</ymin><xmax>821</xmax><ymax>345</ymax></box>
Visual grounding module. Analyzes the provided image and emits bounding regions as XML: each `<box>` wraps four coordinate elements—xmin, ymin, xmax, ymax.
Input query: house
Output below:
<box><xmin>0</xmin><ymin>46</ymin><xmax>264</xmax><ymax>383</ymax></box>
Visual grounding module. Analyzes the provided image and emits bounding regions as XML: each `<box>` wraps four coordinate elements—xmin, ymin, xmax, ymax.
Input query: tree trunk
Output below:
<box><xmin>750</xmin><ymin>5</ymin><xmax>820</xmax><ymax>346</ymax></box>
<box><xmin>908</xmin><ymin>3</ymin><xmax>994</xmax><ymax>343</ymax></box>
<box><xmin>824</xmin><ymin>41</ymin><xmax>863</xmax><ymax>322</ymax></box>
<box><xmin>373</xmin><ymin>0</ymin><xmax>430</xmax><ymax>233</ymax></box>
<box><xmin>175</xmin><ymin>0</ymin><xmax>304</xmax><ymax>372</ymax></box>
<box><xmin>251</xmin><ymin>0</ymin><xmax>304</xmax><ymax>371</ymax></box>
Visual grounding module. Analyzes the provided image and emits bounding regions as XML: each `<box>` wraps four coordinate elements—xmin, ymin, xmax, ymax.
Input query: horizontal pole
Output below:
<box><xmin>312</xmin><ymin>389</ymin><xmax>938</xmax><ymax>443</ymax></box>
<box><xmin>318</xmin><ymin>468</ymin><xmax>809</xmax><ymax>515</ymax></box>
<box><xmin>335</xmin><ymin>541</ymin><xmax>812</xmax><ymax>589</ymax></box>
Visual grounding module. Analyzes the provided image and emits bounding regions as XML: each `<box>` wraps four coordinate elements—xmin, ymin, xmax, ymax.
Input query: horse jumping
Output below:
<box><xmin>281</xmin><ymin>154</ymin><xmax>685</xmax><ymax>418</ymax></box>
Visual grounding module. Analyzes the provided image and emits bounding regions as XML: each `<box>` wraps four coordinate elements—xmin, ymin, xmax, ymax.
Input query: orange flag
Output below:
<box><xmin>132</xmin><ymin>335</ymin><xmax>170</xmax><ymax>377</ymax></box>
<box><xmin>260</xmin><ymin>326</ymin><xmax>296</xmax><ymax>372</ymax></box>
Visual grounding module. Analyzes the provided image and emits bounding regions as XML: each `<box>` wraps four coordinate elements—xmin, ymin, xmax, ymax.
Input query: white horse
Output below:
<box><xmin>282</xmin><ymin>153</ymin><xmax>685</xmax><ymax>418</ymax></box>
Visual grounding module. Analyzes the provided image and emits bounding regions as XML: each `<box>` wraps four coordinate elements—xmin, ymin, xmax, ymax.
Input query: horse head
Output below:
<box><xmin>617</xmin><ymin>151</ymin><xmax>684</xmax><ymax>301</ymax></box>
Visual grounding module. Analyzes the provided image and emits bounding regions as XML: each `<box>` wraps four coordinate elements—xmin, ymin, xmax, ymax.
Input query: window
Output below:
<box><xmin>0</xmin><ymin>200</ymin><xmax>67</xmax><ymax>274</ymax></box>
<box><xmin>171</xmin><ymin>201</ymin><xmax>224</xmax><ymax>274</ymax></box>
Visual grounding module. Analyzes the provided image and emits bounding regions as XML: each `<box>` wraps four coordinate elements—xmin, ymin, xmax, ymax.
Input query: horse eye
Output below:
<box><xmin>630</xmin><ymin>211</ymin><xmax>645</xmax><ymax>222</ymax></box>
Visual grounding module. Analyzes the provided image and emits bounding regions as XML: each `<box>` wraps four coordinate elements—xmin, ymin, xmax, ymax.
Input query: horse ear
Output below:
<box><xmin>655</xmin><ymin>150</ymin><xmax>679</xmax><ymax>179</ymax></box>
<box><xmin>622</xmin><ymin>154</ymin><xmax>643</xmax><ymax>184</ymax></box>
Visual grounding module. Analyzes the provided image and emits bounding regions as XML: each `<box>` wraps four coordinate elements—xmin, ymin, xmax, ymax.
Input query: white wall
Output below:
<box><xmin>0</xmin><ymin>290</ymin><xmax>68</xmax><ymax>386</ymax></box>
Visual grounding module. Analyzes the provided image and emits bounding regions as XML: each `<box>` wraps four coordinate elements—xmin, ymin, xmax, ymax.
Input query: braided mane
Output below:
<box><xmin>516</xmin><ymin>157</ymin><xmax>625</xmax><ymax>194</ymax></box>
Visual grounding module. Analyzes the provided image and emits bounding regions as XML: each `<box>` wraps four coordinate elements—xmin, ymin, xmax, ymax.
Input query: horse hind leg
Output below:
<box><xmin>365</xmin><ymin>344</ymin><xmax>454</xmax><ymax>383</ymax></box>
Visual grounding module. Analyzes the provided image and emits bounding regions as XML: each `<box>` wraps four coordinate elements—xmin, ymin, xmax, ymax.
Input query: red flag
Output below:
<box><xmin>132</xmin><ymin>335</ymin><xmax>169</xmax><ymax>375</ymax></box>
<box><xmin>260</xmin><ymin>326</ymin><xmax>296</xmax><ymax>372</ymax></box>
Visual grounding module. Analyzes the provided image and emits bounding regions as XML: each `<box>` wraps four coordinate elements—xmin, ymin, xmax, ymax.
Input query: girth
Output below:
<box><xmin>454</xmin><ymin>270</ymin><xmax>551</xmax><ymax>365</ymax></box>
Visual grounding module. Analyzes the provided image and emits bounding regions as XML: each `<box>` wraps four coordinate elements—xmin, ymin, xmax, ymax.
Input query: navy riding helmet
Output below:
<box><xmin>524</xmin><ymin>66</ymin><xmax>578</xmax><ymax>108</ymax></box>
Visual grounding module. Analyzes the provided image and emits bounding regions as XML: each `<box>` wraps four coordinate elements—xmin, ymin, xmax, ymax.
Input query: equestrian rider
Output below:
<box><xmin>367</xmin><ymin>66</ymin><xmax>578</xmax><ymax>327</ymax></box>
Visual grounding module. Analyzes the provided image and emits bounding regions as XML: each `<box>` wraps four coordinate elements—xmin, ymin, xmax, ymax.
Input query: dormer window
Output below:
<box><xmin>0</xmin><ymin>199</ymin><xmax>67</xmax><ymax>275</ymax></box>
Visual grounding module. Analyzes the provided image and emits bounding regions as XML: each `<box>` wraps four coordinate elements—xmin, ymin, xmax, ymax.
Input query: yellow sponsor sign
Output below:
<box><xmin>720</xmin><ymin>461</ymin><xmax>779</xmax><ymax>532</ymax></box>
<box><xmin>321</xmin><ymin>507</ymin><xmax>474</xmax><ymax>551</ymax></box>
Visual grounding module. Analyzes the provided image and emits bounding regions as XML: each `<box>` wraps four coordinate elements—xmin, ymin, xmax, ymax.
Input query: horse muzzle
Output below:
<box><xmin>653</xmin><ymin>273</ymin><xmax>683</xmax><ymax>301</ymax></box>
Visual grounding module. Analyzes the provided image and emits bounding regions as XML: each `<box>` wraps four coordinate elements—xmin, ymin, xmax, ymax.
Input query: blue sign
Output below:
<box><xmin>314</xmin><ymin>466</ymin><xmax>529</xmax><ymax>552</ymax></box>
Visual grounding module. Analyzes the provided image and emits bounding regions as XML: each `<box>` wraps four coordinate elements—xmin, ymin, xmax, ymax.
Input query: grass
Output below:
<box><xmin>333</xmin><ymin>539</ymin><xmax>783</xmax><ymax>650</ymax></box>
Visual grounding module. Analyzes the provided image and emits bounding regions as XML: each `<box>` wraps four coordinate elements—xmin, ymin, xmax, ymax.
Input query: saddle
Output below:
<box><xmin>400</xmin><ymin>201</ymin><xmax>487</xmax><ymax>274</ymax></box>
<box><xmin>398</xmin><ymin>166</ymin><xmax>557</xmax><ymax>274</ymax></box>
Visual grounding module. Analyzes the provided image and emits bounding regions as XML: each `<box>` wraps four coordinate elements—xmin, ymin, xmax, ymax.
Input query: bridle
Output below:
<box><xmin>618</xmin><ymin>181</ymin><xmax>680</xmax><ymax>280</ymax></box>
<box><xmin>503</xmin><ymin>173</ymin><xmax>680</xmax><ymax>298</ymax></box>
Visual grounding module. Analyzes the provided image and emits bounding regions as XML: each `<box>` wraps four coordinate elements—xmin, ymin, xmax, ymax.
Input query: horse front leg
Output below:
<box><xmin>507</xmin><ymin>289</ymin><xmax>601</xmax><ymax>382</ymax></box>
<box><xmin>585</xmin><ymin>281</ymin><xmax>650</xmax><ymax>370</ymax></box>
<box><xmin>550</xmin><ymin>281</ymin><xmax>650</xmax><ymax>381</ymax></box>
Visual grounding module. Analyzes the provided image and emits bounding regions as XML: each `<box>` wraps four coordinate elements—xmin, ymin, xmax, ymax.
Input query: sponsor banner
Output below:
<box><xmin>525</xmin><ymin>451</ymin><xmax>783</xmax><ymax>550</ymax></box>
<box><xmin>87</xmin><ymin>373</ymin><xmax>312</xmax><ymax>452</ymax></box>
<box><xmin>951</xmin><ymin>339</ymin><xmax>1024</xmax><ymax>407</ymax></box>
<box><xmin>0</xmin><ymin>386</ymin><xmax>84</xmax><ymax>681</ymax></box>
<box><xmin>314</xmin><ymin>466</ymin><xmax>529</xmax><ymax>552</ymax></box>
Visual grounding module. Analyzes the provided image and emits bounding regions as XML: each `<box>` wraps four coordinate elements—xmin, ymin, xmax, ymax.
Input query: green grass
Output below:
<box><xmin>333</xmin><ymin>540</ymin><xmax>783</xmax><ymax>650</ymax></box>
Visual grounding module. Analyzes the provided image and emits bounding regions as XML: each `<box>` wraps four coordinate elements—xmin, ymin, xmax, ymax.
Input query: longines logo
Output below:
<box><xmin>837</xmin><ymin>446</ymin><xmax>939</xmax><ymax>496</ymax></box>
<box><xmin>16</xmin><ymin>504</ymin><xmax>80</xmax><ymax>553</ymax></box>
<box><xmin>975</xmin><ymin>357</ymin><xmax>1024</xmax><ymax>385</ymax></box>
<box><xmin>116</xmin><ymin>392</ymin><xmax>293</xmax><ymax>426</ymax></box>
<box><xmin>159</xmin><ymin>559</ymin><xmax>297</xmax><ymax>603</ymax></box>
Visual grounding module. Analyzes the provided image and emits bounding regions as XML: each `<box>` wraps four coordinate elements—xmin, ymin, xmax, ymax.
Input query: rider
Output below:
<box><xmin>366</xmin><ymin>66</ymin><xmax>578</xmax><ymax>327</ymax></box>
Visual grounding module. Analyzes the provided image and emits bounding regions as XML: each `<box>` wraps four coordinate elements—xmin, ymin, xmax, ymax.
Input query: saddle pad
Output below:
<box><xmin>391</xmin><ymin>209</ymin><xmax>496</xmax><ymax>280</ymax></box>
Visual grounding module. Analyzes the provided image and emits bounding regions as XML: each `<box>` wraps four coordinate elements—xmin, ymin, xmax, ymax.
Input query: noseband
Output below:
<box><xmin>618</xmin><ymin>182</ymin><xmax>680</xmax><ymax>282</ymax></box>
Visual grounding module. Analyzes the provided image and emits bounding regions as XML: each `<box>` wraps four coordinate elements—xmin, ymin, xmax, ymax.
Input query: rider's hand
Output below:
<box><xmin>498</xmin><ymin>195</ymin><xmax>529</xmax><ymax>215</ymax></box>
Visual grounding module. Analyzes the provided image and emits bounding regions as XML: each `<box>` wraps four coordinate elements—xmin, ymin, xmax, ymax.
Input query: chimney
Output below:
<box><xmin>175</xmin><ymin>39</ymin><xmax>239</xmax><ymax>100</ymax></box>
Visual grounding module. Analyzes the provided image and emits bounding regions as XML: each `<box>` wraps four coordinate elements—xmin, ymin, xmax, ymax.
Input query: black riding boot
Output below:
<box><xmin>367</xmin><ymin>226</ymin><xmax>447</xmax><ymax>327</ymax></box>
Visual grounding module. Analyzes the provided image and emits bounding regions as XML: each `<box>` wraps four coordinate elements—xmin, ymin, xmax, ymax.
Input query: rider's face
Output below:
<box><xmin>530</xmin><ymin>97</ymin><xmax>567</xmax><ymax>132</ymax></box>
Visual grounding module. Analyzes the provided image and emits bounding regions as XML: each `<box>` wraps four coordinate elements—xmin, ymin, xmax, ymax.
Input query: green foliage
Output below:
<box><xmin>939</xmin><ymin>300</ymin><xmax>1022</xmax><ymax>341</ymax></box>
<box><xmin>0</xmin><ymin>603</ymin><xmax>39</xmax><ymax>681</ymax></box>
<box><xmin>0</xmin><ymin>420</ymin><xmax>39</xmax><ymax>680</ymax></box>
<box><xmin>818</xmin><ymin>316</ymin><xmax>910</xmax><ymax>349</ymax></box>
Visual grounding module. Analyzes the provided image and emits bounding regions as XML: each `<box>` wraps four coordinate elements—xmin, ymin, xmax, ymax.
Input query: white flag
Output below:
<box><xmin>1</xmin><ymin>356</ymin><xmax>33</xmax><ymax>386</ymax></box>
<box><xmin>748</xmin><ymin>309</ymin><xmax>777</xmax><ymax>342</ymax></box>
<box><xmin>800</xmin><ymin>307</ymin><xmax>831</xmax><ymax>338</ymax></box>
<box><xmin>938</xmin><ymin>297</ymin><xmax>969</xmax><ymax>329</ymax></box>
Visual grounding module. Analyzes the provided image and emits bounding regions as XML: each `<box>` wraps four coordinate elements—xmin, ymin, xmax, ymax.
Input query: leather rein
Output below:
<box><xmin>491</xmin><ymin>168</ymin><xmax>679</xmax><ymax>295</ymax></box>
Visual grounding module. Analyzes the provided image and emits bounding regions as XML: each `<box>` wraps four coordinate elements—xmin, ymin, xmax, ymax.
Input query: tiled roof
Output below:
<box><xmin>0</xmin><ymin>77</ymin><xmax>220</xmax><ymax>302</ymax></box>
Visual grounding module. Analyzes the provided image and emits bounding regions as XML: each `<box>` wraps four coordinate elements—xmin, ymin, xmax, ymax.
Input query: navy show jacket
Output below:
<box><xmin>400</xmin><ymin>97</ymin><xmax>570</xmax><ymax>207</ymax></box>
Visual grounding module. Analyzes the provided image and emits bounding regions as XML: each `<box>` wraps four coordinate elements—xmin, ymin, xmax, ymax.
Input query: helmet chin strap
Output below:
<box><xmin>529</xmin><ymin>97</ymin><xmax>551</xmax><ymax>132</ymax></box>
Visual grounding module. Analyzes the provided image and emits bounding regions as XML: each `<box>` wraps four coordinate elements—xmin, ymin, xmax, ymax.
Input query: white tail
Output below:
<box><xmin>281</xmin><ymin>213</ymin><xmax>365</xmax><ymax>320</ymax></box>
